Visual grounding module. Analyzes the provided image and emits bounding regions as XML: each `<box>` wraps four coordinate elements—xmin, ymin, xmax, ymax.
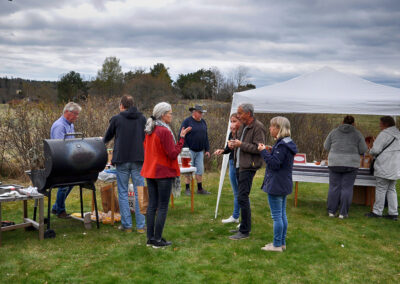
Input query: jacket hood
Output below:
<box><xmin>338</xmin><ymin>124</ymin><xmax>355</xmax><ymax>133</ymax></box>
<box><xmin>120</xmin><ymin>106</ymin><xmax>142</xmax><ymax>119</ymax></box>
<box><xmin>277</xmin><ymin>137</ymin><xmax>298</xmax><ymax>154</ymax></box>
<box><xmin>383</xmin><ymin>126</ymin><xmax>400</xmax><ymax>139</ymax></box>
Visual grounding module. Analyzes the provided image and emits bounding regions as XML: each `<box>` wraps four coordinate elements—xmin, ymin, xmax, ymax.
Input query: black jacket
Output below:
<box><xmin>103</xmin><ymin>107</ymin><xmax>146</xmax><ymax>164</ymax></box>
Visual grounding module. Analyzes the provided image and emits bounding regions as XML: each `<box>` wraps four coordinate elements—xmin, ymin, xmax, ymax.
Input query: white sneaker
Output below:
<box><xmin>338</xmin><ymin>214</ymin><xmax>348</xmax><ymax>219</ymax></box>
<box><xmin>328</xmin><ymin>213</ymin><xmax>335</xmax><ymax>218</ymax></box>
<box><xmin>237</xmin><ymin>223</ymin><xmax>241</xmax><ymax>229</ymax></box>
<box><xmin>261</xmin><ymin>243</ymin><xmax>283</xmax><ymax>252</ymax></box>
<box><xmin>222</xmin><ymin>216</ymin><xmax>239</xmax><ymax>224</ymax></box>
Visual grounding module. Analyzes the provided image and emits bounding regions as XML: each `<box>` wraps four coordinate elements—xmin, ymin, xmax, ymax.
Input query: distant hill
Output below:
<box><xmin>0</xmin><ymin>77</ymin><xmax>57</xmax><ymax>104</ymax></box>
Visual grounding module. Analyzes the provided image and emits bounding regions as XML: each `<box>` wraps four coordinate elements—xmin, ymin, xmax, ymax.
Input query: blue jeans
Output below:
<box><xmin>229</xmin><ymin>159</ymin><xmax>240</xmax><ymax>219</ymax></box>
<box><xmin>268</xmin><ymin>194</ymin><xmax>288</xmax><ymax>247</ymax></box>
<box><xmin>52</xmin><ymin>186</ymin><xmax>73</xmax><ymax>214</ymax></box>
<box><xmin>146</xmin><ymin>178</ymin><xmax>172</xmax><ymax>241</ymax></box>
<box><xmin>189</xmin><ymin>150</ymin><xmax>204</xmax><ymax>175</ymax></box>
<box><xmin>116</xmin><ymin>162</ymin><xmax>146</xmax><ymax>229</ymax></box>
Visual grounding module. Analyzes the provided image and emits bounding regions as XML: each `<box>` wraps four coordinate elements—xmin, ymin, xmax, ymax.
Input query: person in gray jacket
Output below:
<box><xmin>365</xmin><ymin>116</ymin><xmax>400</xmax><ymax>220</ymax></box>
<box><xmin>324</xmin><ymin>115</ymin><xmax>368</xmax><ymax>218</ymax></box>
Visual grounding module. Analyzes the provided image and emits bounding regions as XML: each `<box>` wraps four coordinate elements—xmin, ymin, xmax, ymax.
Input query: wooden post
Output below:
<box><xmin>294</xmin><ymin>182</ymin><xmax>299</xmax><ymax>207</ymax></box>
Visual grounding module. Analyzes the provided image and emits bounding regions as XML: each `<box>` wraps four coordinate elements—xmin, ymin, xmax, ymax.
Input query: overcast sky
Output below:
<box><xmin>1</xmin><ymin>0</ymin><xmax>399</xmax><ymax>88</ymax></box>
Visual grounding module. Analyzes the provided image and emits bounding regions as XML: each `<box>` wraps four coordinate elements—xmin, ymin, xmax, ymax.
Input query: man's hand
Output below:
<box><xmin>229</xmin><ymin>139</ymin><xmax>242</xmax><ymax>148</ymax></box>
<box><xmin>205</xmin><ymin>151</ymin><xmax>211</xmax><ymax>158</ymax></box>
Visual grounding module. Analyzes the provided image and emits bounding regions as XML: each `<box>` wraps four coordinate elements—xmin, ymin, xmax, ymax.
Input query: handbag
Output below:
<box><xmin>369</xmin><ymin>137</ymin><xmax>396</xmax><ymax>175</ymax></box>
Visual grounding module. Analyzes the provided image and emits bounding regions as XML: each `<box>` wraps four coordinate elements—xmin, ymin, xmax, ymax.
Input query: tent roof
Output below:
<box><xmin>231</xmin><ymin>67</ymin><xmax>400</xmax><ymax>116</ymax></box>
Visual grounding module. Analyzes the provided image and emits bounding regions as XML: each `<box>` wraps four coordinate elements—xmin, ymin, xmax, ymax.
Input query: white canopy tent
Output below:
<box><xmin>215</xmin><ymin>66</ymin><xmax>400</xmax><ymax>218</ymax></box>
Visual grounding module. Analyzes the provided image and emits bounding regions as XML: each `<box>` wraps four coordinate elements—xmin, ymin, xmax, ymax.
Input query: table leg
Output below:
<box><xmin>191</xmin><ymin>174</ymin><xmax>195</xmax><ymax>213</ymax></box>
<box><xmin>39</xmin><ymin>197</ymin><xmax>44</xmax><ymax>241</ymax></box>
<box><xmin>294</xmin><ymin>182</ymin><xmax>299</xmax><ymax>207</ymax></box>
<box><xmin>170</xmin><ymin>194</ymin><xmax>174</xmax><ymax>208</ymax></box>
<box><xmin>23</xmin><ymin>200</ymin><xmax>28</xmax><ymax>220</ymax></box>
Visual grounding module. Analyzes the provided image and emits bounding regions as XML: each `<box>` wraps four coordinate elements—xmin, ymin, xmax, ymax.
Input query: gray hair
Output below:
<box><xmin>270</xmin><ymin>116</ymin><xmax>291</xmax><ymax>139</ymax></box>
<box><xmin>239</xmin><ymin>103</ymin><xmax>254</xmax><ymax>117</ymax></box>
<box><xmin>63</xmin><ymin>102</ymin><xmax>81</xmax><ymax>113</ymax></box>
<box><xmin>145</xmin><ymin>102</ymin><xmax>172</xmax><ymax>134</ymax></box>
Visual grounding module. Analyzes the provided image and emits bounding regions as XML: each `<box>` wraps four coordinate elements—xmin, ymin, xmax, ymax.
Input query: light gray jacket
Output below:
<box><xmin>370</xmin><ymin>126</ymin><xmax>400</xmax><ymax>180</ymax></box>
<box><xmin>324</xmin><ymin>124</ymin><xmax>367</xmax><ymax>168</ymax></box>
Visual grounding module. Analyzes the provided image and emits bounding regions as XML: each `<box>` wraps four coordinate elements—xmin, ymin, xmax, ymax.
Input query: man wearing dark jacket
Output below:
<box><xmin>180</xmin><ymin>105</ymin><xmax>211</xmax><ymax>195</ymax></box>
<box><xmin>103</xmin><ymin>95</ymin><xmax>146</xmax><ymax>233</ymax></box>
<box><xmin>228</xmin><ymin>103</ymin><xmax>267</xmax><ymax>240</ymax></box>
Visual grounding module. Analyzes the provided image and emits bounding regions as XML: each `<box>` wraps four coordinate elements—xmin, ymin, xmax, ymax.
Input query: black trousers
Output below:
<box><xmin>236</xmin><ymin>169</ymin><xmax>256</xmax><ymax>234</ymax></box>
<box><xmin>146</xmin><ymin>178</ymin><xmax>173</xmax><ymax>241</ymax></box>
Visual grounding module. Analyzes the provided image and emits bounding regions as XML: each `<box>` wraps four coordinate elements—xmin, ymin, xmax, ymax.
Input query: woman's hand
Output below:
<box><xmin>213</xmin><ymin>149</ymin><xmax>224</xmax><ymax>156</ymax></box>
<box><xmin>180</xmin><ymin>126</ymin><xmax>192</xmax><ymax>138</ymax></box>
<box><xmin>258</xmin><ymin>143</ymin><xmax>266</xmax><ymax>151</ymax></box>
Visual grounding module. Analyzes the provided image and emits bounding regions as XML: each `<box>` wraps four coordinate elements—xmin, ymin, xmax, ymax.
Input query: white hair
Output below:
<box><xmin>145</xmin><ymin>102</ymin><xmax>172</xmax><ymax>134</ymax></box>
<box><xmin>63</xmin><ymin>102</ymin><xmax>81</xmax><ymax>113</ymax></box>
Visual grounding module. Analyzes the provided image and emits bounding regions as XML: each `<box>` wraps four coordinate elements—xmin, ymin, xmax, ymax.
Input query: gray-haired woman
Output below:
<box><xmin>324</xmin><ymin>115</ymin><xmax>367</xmax><ymax>219</ymax></box>
<box><xmin>141</xmin><ymin>102</ymin><xmax>191</xmax><ymax>248</ymax></box>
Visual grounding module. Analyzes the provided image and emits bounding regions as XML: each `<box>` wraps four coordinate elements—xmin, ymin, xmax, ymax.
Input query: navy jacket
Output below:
<box><xmin>260</xmin><ymin>137</ymin><xmax>298</xmax><ymax>196</ymax></box>
<box><xmin>103</xmin><ymin>106</ymin><xmax>146</xmax><ymax>164</ymax></box>
<box><xmin>180</xmin><ymin>116</ymin><xmax>209</xmax><ymax>152</ymax></box>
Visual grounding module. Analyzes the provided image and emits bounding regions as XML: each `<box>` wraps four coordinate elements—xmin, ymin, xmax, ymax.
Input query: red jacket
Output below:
<box><xmin>141</xmin><ymin>126</ymin><xmax>184</xmax><ymax>179</ymax></box>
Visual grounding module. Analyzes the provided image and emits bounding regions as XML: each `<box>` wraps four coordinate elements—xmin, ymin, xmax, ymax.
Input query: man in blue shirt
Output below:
<box><xmin>180</xmin><ymin>105</ymin><xmax>211</xmax><ymax>195</ymax></box>
<box><xmin>51</xmin><ymin>102</ymin><xmax>81</xmax><ymax>218</ymax></box>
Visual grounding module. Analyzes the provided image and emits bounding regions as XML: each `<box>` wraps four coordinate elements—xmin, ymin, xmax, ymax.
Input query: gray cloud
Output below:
<box><xmin>0</xmin><ymin>0</ymin><xmax>399</xmax><ymax>88</ymax></box>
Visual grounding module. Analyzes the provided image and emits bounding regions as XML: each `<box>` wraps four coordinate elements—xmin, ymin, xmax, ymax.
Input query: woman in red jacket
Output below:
<box><xmin>141</xmin><ymin>102</ymin><xmax>191</xmax><ymax>248</ymax></box>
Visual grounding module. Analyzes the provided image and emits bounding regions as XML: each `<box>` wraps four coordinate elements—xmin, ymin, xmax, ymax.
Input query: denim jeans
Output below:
<box><xmin>237</xmin><ymin>169</ymin><xmax>256</xmax><ymax>234</ymax></box>
<box><xmin>268</xmin><ymin>194</ymin><xmax>288</xmax><ymax>247</ymax></box>
<box><xmin>229</xmin><ymin>159</ymin><xmax>240</xmax><ymax>219</ymax></box>
<box><xmin>146</xmin><ymin>178</ymin><xmax>172</xmax><ymax>241</ymax></box>
<box><xmin>189</xmin><ymin>150</ymin><xmax>204</xmax><ymax>175</ymax></box>
<box><xmin>116</xmin><ymin>162</ymin><xmax>146</xmax><ymax>229</ymax></box>
<box><xmin>52</xmin><ymin>186</ymin><xmax>73</xmax><ymax>214</ymax></box>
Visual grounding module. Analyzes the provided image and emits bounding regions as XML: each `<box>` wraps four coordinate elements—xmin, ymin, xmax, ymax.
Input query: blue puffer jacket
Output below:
<box><xmin>260</xmin><ymin>137</ymin><xmax>298</xmax><ymax>196</ymax></box>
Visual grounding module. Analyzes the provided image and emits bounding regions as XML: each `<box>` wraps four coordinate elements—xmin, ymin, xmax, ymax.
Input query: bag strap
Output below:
<box><xmin>375</xmin><ymin>137</ymin><xmax>396</xmax><ymax>158</ymax></box>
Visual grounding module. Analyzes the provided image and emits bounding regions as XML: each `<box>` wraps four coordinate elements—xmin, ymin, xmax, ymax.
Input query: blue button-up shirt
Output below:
<box><xmin>50</xmin><ymin>116</ymin><xmax>75</xmax><ymax>139</ymax></box>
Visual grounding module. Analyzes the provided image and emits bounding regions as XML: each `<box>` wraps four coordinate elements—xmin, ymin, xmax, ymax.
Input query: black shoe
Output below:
<box><xmin>383</xmin><ymin>214</ymin><xmax>398</xmax><ymax>221</ymax></box>
<box><xmin>185</xmin><ymin>189</ymin><xmax>191</xmax><ymax>196</ymax></box>
<box><xmin>365</xmin><ymin>212</ymin><xmax>382</xmax><ymax>218</ymax></box>
<box><xmin>51</xmin><ymin>209</ymin><xmax>57</xmax><ymax>215</ymax></box>
<box><xmin>229</xmin><ymin>229</ymin><xmax>239</xmax><ymax>233</ymax></box>
<box><xmin>197</xmin><ymin>189</ymin><xmax>211</xmax><ymax>195</ymax></box>
<box><xmin>146</xmin><ymin>239</ymin><xmax>155</xmax><ymax>247</ymax></box>
<box><xmin>229</xmin><ymin>231</ymin><xmax>249</xmax><ymax>240</ymax></box>
<box><xmin>152</xmin><ymin>238</ymin><xmax>172</xmax><ymax>249</ymax></box>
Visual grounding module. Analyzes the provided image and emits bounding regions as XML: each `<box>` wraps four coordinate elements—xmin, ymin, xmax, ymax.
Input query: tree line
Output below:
<box><xmin>0</xmin><ymin>56</ymin><xmax>255</xmax><ymax>109</ymax></box>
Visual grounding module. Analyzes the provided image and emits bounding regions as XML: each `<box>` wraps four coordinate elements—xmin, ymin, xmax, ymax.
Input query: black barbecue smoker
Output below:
<box><xmin>27</xmin><ymin>133</ymin><xmax>107</xmax><ymax>238</ymax></box>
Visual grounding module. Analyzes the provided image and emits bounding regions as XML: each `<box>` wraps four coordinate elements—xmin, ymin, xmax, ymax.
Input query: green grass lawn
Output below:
<box><xmin>1</xmin><ymin>172</ymin><xmax>400</xmax><ymax>283</ymax></box>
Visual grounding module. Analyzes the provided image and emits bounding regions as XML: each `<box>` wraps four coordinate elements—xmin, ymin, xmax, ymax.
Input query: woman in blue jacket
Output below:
<box><xmin>258</xmin><ymin>116</ymin><xmax>298</xmax><ymax>252</ymax></box>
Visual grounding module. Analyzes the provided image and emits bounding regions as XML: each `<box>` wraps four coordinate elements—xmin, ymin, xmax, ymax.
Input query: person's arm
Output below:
<box><xmin>260</xmin><ymin>145</ymin><xmax>288</xmax><ymax>170</ymax></box>
<box><xmin>370</xmin><ymin>132</ymin><xmax>390</xmax><ymax>156</ymax></box>
<box><xmin>358</xmin><ymin>133</ymin><xmax>368</xmax><ymax>155</ymax></box>
<box><xmin>240</xmin><ymin>125</ymin><xmax>266</xmax><ymax>154</ymax></box>
<box><xmin>51</xmin><ymin>124</ymin><xmax>67</xmax><ymax>139</ymax></box>
<box><xmin>159</xmin><ymin>129</ymin><xmax>185</xmax><ymax>160</ymax></box>
<box><xmin>103</xmin><ymin>117</ymin><xmax>116</xmax><ymax>144</ymax></box>
<box><xmin>323</xmin><ymin>131</ymin><xmax>332</xmax><ymax>151</ymax></box>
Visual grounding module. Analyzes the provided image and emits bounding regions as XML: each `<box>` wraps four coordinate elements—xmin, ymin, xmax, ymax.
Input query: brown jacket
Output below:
<box><xmin>236</xmin><ymin>119</ymin><xmax>267</xmax><ymax>171</ymax></box>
